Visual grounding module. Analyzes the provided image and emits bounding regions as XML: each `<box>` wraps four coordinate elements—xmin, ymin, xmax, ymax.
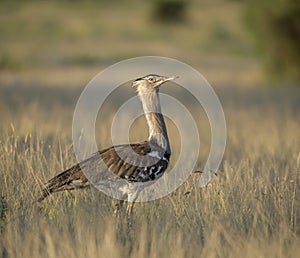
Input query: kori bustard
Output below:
<box><xmin>37</xmin><ymin>74</ymin><xmax>177</xmax><ymax>218</ymax></box>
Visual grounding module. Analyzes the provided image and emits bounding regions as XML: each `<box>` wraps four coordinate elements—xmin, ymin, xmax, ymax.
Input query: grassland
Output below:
<box><xmin>0</xmin><ymin>1</ymin><xmax>299</xmax><ymax>257</ymax></box>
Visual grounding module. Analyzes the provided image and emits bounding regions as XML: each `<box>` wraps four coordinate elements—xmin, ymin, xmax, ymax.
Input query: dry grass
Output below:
<box><xmin>0</xmin><ymin>83</ymin><xmax>299</xmax><ymax>258</ymax></box>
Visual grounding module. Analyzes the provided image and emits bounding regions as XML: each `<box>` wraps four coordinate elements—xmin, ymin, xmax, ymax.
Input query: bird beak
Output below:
<box><xmin>164</xmin><ymin>76</ymin><xmax>179</xmax><ymax>82</ymax></box>
<box><xmin>155</xmin><ymin>75</ymin><xmax>178</xmax><ymax>88</ymax></box>
<box><xmin>160</xmin><ymin>76</ymin><xmax>179</xmax><ymax>85</ymax></box>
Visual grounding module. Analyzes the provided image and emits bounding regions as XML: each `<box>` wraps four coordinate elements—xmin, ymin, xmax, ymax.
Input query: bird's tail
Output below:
<box><xmin>36</xmin><ymin>164</ymin><xmax>90</xmax><ymax>202</ymax></box>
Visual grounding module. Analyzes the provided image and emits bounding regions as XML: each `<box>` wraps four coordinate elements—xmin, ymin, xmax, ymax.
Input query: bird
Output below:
<box><xmin>37</xmin><ymin>74</ymin><xmax>177</xmax><ymax>220</ymax></box>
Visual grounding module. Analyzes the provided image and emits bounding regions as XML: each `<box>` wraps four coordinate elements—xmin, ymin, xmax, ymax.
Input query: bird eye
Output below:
<box><xmin>149</xmin><ymin>77</ymin><xmax>155</xmax><ymax>83</ymax></box>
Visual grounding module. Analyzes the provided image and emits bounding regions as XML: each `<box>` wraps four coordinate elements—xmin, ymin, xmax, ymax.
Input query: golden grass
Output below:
<box><xmin>0</xmin><ymin>82</ymin><xmax>299</xmax><ymax>258</ymax></box>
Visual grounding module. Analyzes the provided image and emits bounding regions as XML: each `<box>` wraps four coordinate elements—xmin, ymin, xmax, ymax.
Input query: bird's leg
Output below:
<box><xmin>126</xmin><ymin>201</ymin><xmax>135</xmax><ymax>228</ymax></box>
<box><xmin>126</xmin><ymin>201</ymin><xmax>134</xmax><ymax>219</ymax></box>
<box><xmin>126</xmin><ymin>190</ymin><xmax>139</xmax><ymax>227</ymax></box>
<box><xmin>113</xmin><ymin>199</ymin><xmax>124</xmax><ymax>218</ymax></box>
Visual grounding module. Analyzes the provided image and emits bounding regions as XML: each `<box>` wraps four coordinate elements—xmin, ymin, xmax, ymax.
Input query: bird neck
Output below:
<box><xmin>138</xmin><ymin>91</ymin><xmax>171</xmax><ymax>154</ymax></box>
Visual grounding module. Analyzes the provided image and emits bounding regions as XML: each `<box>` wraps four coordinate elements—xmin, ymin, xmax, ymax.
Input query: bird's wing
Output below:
<box><xmin>80</xmin><ymin>141</ymin><xmax>168</xmax><ymax>183</ymax></box>
<box><xmin>37</xmin><ymin>141</ymin><xmax>169</xmax><ymax>201</ymax></box>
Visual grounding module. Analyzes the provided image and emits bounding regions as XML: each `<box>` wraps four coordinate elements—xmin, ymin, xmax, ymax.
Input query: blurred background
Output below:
<box><xmin>1</xmin><ymin>0</ymin><xmax>299</xmax><ymax>136</ymax></box>
<box><xmin>1</xmin><ymin>0</ymin><xmax>299</xmax><ymax>86</ymax></box>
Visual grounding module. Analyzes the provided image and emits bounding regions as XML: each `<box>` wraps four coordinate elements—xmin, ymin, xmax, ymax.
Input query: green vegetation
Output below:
<box><xmin>245</xmin><ymin>0</ymin><xmax>300</xmax><ymax>81</ymax></box>
<box><xmin>0</xmin><ymin>1</ymin><xmax>299</xmax><ymax>257</ymax></box>
<box><xmin>153</xmin><ymin>0</ymin><xmax>188</xmax><ymax>22</ymax></box>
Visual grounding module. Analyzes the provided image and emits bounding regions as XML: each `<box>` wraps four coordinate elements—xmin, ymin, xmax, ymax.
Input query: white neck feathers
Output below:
<box><xmin>138</xmin><ymin>91</ymin><xmax>171</xmax><ymax>154</ymax></box>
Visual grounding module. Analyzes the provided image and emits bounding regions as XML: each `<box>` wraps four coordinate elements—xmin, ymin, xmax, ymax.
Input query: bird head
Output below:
<box><xmin>132</xmin><ymin>74</ymin><xmax>178</xmax><ymax>94</ymax></box>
